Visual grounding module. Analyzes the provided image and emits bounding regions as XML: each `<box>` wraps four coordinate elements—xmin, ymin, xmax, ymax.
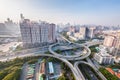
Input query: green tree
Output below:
<box><xmin>99</xmin><ymin>68</ymin><xmax>118</xmax><ymax>80</ymax></box>
<box><xmin>27</xmin><ymin>59</ymin><xmax>38</xmax><ymax>64</ymax></box>
<box><xmin>3</xmin><ymin>68</ymin><xmax>21</xmax><ymax>80</ymax></box>
<box><xmin>0</xmin><ymin>70</ymin><xmax>8</xmax><ymax>80</ymax></box>
<box><xmin>57</xmin><ymin>75</ymin><xmax>66</xmax><ymax>80</ymax></box>
<box><xmin>45</xmin><ymin>51</ymin><xmax>51</xmax><ymax>54</ymax></box>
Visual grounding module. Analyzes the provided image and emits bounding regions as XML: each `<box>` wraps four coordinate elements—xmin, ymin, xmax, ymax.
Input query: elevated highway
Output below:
<box><xmin>0</xmin><ymin>33</ymin><xmax>105</xmax><ymax>80</ymax></box>
<box><xmin>74</xmin><ymin>61</ymin><xmax>107</xmax><ymax>80</ymax></box>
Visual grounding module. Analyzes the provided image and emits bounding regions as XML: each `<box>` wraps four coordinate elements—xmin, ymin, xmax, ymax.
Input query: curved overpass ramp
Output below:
<box><xmin>49</xmin><ymin>43</ymin><xmax>91</xmax><ymax>60</ymax></box>
<box><xmin>74</xmin><ymin>61</ymin><xmax>107</xmax><ymax>80</ymax></box>
<box><xmin>0</xmin><ymin>53</ymin><xmax>82</xmax><ymax>80</ymax></box>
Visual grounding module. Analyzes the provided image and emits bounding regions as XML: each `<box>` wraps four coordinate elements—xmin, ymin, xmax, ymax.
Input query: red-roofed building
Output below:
<box><xmin>106</xmin><ymin>68</ymin><xmax>115</xmax><ymax>75</ymax></box>
<box><xmin>106</xmin><ymin>68</ymin><xmax>120</xmax><ymax>79</ymax></box>
<box><xmin>115</xmin><ymin>72</ymin><xmax>120</xmax><ymax>78</ymax></box>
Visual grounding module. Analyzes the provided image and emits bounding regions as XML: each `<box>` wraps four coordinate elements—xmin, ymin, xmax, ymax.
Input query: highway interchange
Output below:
<box><xmin>0</xmin><ymin>34</ymin><xmax>106</xmax><ymax>80</ymax></box>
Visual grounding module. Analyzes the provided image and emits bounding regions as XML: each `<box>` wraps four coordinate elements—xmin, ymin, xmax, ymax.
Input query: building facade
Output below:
<box><xmin>94</xmin><ymin>52</ymin><xmax>114</xmax><ymax>64</ymax></box>
<box><xmin>79</xmin><ymin>27</ymin><xmax>86</xmax><ymax>39</ymax></box>
<box><xmin>103</xmin><ymin>34</ymin><xmax>120</xmax><ymax>56</ymax></box>
<box><xmin>20</xmin><ymin>16</ymin><xmax>56</xmax><ymax>48</ymax></box>
<box><xmin>103</xmin><ymin>35</ymin><xmax>115</xmax><ymax>47</ymax></box>
<box><xmin>86</xmin><ymin>27</ymin><xmax>96</xmax><ymax>39</ymax></box>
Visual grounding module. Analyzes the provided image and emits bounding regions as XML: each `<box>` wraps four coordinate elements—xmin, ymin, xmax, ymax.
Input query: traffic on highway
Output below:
<box><xmin>0</xmin><ymin>33</ymin><xmax>106</xmax><ymax>80</ymax></box>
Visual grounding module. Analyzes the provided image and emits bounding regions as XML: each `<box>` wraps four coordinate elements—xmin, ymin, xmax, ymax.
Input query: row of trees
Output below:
<box><xmin>108</xmin><ymin>64</ymin><xmax>120</xmax><ymax>69</ymax></box>
<box><xmin>61</xmin><ymin>32</ymin><xmax>69</xmax><ymax>40</ymax></box>
<box><xmin>99</xmin><ymin>68</ymin><xmax>118</xmax><ymax>80</ymax></box>
<box><xmin>2</xmin><ymin>67</ymin><xmax>21</xmax><ymax>80</ymax></box>
<box><xmin>0</xmin><ymin>56</ymin><xmax>40</xmax><ymax>80</ymax></box>
<box><xmin>0</xmin><ymin>64</ymin><xmax>21</xmax><ymax>80</ymax></box>
<box><xmin>89</xmin><ymin>45</ymin><xmax>99</xmax><ymax>52</ymax></box>
<box><xmin>55</xmin><ymin>49</ymin><xmax>62</xmax><ymax>54</ymax></box>
<box><xmin>57</xmin><ymin>74</ymin><xmax>66</xmax><ymax>80</ymax></box>
<box><xmin>89</xmin><ymin>45</ymin><xmax>99</xmax><ymax>58</ymax></box>
<box><xmin>59</xmin><ymin>62</ymin><xmax>75</xmax><ymax>80</ymax></box>
<box><xmin>75</xmin><ymin>40</ymin><xmax>86</xmax><ymax>44</ymax></box>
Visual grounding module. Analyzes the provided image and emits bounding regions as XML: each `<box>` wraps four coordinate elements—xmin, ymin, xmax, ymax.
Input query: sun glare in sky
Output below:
<box><xmin>0</xmin><ymin>0</ymin><xmax>120</xmax><ymax>26</ymax></box>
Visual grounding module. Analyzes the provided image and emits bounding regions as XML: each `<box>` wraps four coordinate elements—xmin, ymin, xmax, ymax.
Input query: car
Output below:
<box><xmin>90</xmin><ymin>74</ymin><xmax>94</xmax><ymax>77</ymax></box>
<box><xmin>85</xmin><ymin>44</ymin><xmax>88</xmax><ymax>46</ymax></box>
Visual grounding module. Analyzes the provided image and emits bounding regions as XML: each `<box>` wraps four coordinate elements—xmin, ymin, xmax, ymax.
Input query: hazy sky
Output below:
<box><xmin>0</xmin><ymin>0</ymin><xmax>120</xmax><ymax>26</ymax></box>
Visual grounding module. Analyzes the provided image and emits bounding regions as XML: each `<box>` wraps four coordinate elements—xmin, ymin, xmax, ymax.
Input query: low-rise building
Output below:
<box><xmin>106</xmin><ymin>68</ymin><xmax>120</xmax><ymax>79</ymax></box>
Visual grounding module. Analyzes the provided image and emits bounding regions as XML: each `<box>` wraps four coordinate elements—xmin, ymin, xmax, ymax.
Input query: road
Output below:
<box><xmin>52</xmin><ymin>34</ymin><xmax>106</xmax><ymax>80</ymax></box>
<box><xmin>58</xmin><ymin>34</ymin><xmax>71</xmax><ymax>43</ymax></box>
<box><xmin>74</xmin><ymin>61</ymin><xmax>100</xmax><ymax>80</ymax></box>
<box><xmin>0</xmin><ymin>33</ymin><xmax>106</xmax><ymax>80</ymax></box>
<box><xmin>78</xmin><ymin>64</ymin><xmax>88</xmax><ymax>80</ymax></box>
<box><xmin>49</xmin><ymin>35</ymin><xmax>91</xmax><ymax>60</ymax></box>
<box><xmin>0</xmin><ymin>53</ymin><xmax>82</xmax><ymax>80</ymax></box>
<box><xmin>80</xmin><ymin>64</ymin><xmax>99</xmax><ymax>80</ymax></box>
<box><xmin>86</xmin><ymin>57</ymin><xmax>107</xmax><ymax>80</ymax></box>
<box><xmin>57</xmin><ymin>34</ymin><xmax>103</xmax><ymax>60</ymax></box>
<box><xmin>20</xmin><ymin>63</ymin><xmax>28</xmax><ymax>80</ymax></box>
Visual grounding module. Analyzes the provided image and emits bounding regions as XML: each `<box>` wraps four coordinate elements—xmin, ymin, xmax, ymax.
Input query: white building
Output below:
<box><xmin>94</xmin><ymin>51</ymin><xmax>114</xmax><ymax>64</ymax></box>
<box><xmin>20</xmin><ymin>15</ymin><xmax>56</xmax><ymax>48</ymax></box>
<box><xmin>74</xmin><ymin>32</ymin><xmax>84</xmax><ymax>39</ymax></box>
<box><xmin>114</xmin><ymin>57</ymin><xmax>120</xmax><ymax>63</ymax></box>
<box><xmin>79</xmin><ymin>27</ymin><xmax>86</xmax><ymax>39</ymax></box>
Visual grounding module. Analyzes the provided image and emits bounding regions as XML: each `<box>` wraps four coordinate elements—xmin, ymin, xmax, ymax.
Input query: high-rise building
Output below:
<box><xmin>69</xmin><ymin>26</ymin><xmax>75</xmax><ymax>33</ymax></box>
<box><xmin>86</xmin><ymin>27</ymin><xmax>96</xmax><ymax>39</ymax></box>
<box><xmin>79</xmin><ymin>27</ymin><xmax>86</xmax><ymax>39</ymax></box>
<box><xmin>0</xmin><ymin>23</ymin><xmax>8</xmax><ymax>35</ymax></box>
<box><xmin>103</xmin><ymin>35</ymin><xmax>115</xmax><ymax>47</ymax></box>
<box><xmin>20</xmin><ymin>15</ymin><xmax>56</xmax><ymax>48</ymax></box>
<box><xmin>103</xmin><ymin>35</ymin><xmax>120</xmax><ymax>48</ymax></box>
<box><xmin>20</xmin><ymin>13</ymin><xmax>24</xmax><ymax>20</ymax></box>
<box><xmin>103</xmin><ymin>34</ymin><xmax>120</xmax><ymax>56</ymax></box>
<box><xmin>4</xmin><ymin>18</ymin><xmax>20</xmax><ymax>35</ymax></box>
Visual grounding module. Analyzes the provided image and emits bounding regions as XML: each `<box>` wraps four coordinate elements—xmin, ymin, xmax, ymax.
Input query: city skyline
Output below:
<box><xmin>0</xmin><ymin>0</ymin><xmax>120</xmax><ymax>26</ymax></box>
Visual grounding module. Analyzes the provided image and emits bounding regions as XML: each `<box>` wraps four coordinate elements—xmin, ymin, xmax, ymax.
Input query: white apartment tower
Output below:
<box><xmin>79</xmin><ymin>27</ymin><xmax>86</xmax><ymax>39</ymax></box>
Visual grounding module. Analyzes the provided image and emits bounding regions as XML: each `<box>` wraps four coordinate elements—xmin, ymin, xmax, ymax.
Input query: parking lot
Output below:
<box><xmin>20</xmin><ymin>57</ymin><xmax>62</xmax><ymax>80</ymax></box>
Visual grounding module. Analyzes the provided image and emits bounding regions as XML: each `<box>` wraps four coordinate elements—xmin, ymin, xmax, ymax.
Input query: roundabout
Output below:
<box><xmin>49</xmin><ymin>42</ymin><xmax>91</xmax><ymax>60</ymax></box>
<box><xmin>0</xmin><ymin>33</ymin><xmax>105</xmax><ymax>80</ymax></box>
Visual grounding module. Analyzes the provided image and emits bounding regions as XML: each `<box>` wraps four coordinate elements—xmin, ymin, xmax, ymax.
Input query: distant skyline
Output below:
<box><xmin>0</xmin><ymin>0</ymin><xmax>120</xmax><ymax>26</ymax></box>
